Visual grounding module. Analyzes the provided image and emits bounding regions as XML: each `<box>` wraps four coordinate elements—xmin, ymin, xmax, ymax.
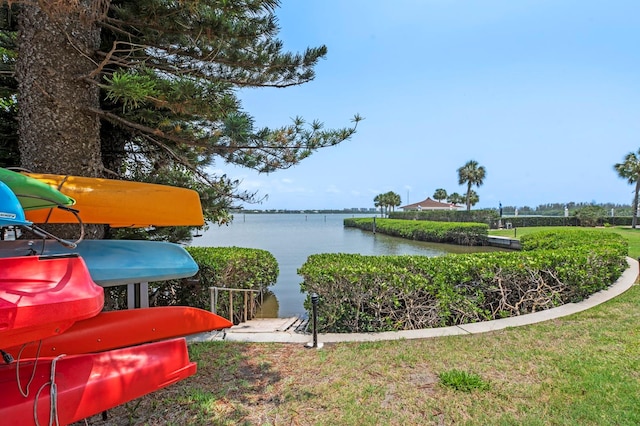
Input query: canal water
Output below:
<box><xmin>195</xmin><ymin>213</ymin><xmax>499</xmax><ymax>317</ymax></box>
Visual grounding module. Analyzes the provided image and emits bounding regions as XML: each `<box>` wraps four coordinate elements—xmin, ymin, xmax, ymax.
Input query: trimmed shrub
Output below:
<box><xmin>389</xmin><ymin>208</ymin><xmax>635</xmax><ymax>228</ymax></box>
<box><xmin>299</xmin><ymin>229</ymin><xmax>628</xmax><ymax>333</ymax></box>
<box><xmin>520</xmin><ymin>228</ymin><xmax>627</xmax><ymax>254</ymax></box>
<box><xmin>344</xmin><ymin>217</ymin><xmax>489</xmax><ymax>246</ymax></box>
<box><xmin>389</xmin><ymin>209</ymin><xmax>498</xmax><ymax>224</ymax></box>
<box><xmin>147</xmin><ymin>246</ymin><xmax>278</xmax><ymax>313</ymax></box>
<box><xmin>491</xmin><ymin>216</ymin><xmax>634</xmax><ymax>228</ymax></box>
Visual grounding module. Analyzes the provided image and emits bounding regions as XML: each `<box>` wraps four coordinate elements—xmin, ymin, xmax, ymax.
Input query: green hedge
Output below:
<box><xmin>520</xmin><ymin>228</ymin><xmax>627</xmax><ymax>252</ymax></box>
<box><xmin>184</xmin><ymin>247</ymin><xmax>278</xmax><ymax>321</ymax></box>
<box><xmin>146</xmin><ymin>246</ymin><xmax>278</xmax><ymax>313</ymax></box>
<box><xmin>389</xmin><ymin>209</ymin><xmax>498</xmax><ymax>223</ymax></box>
<box><xmin>494</xmin><ymin>216</ymin><xmax>635</xmax><ymax>228</ymax></box>
<box><xmin>186</xmin><ymin>246</ymin><xmax>278</xmax><ymax>290</ymax></box>
<box><xmin>299</xmin><ymin>229</ymin><xmax>628</xmax><ymax>333</ymax></box>
<box><xmin>389</xmin><ymin>211</ymin><xmax>635</xmax><ymax>228</ymax></box>
<box><xmin>344</xmin><ymin>217</ymin><xmax>489</xmax><ymax>246</ymax></box>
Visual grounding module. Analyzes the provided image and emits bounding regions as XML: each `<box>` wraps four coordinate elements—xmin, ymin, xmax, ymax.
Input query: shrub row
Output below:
<box><xmin>344</xmin><ymin>217</ymin><xmax>489</xmax><ymax>246</ymax></box>
<box><xmin>106</xmin><ymin>246</ymin><xmax>278</xmax><ymax>315</ymax></box>
<box><xmin>389</xmin><ymin>210</ymin><xmax>636</xmax><ymax>228</ymax></box>
<box><xmin>389</xmin><ymin>209</ymin><xmax>498</xmax><ymax>223</ymax></box>
<box><xmin>491</xmin><ymin>216</ymin><xmax>635</xmax><ymax>228</ymax></box>
<box><xmin>520</xmin><ymin>228</ymin><xmax>628</xmax><ymax>252</ymax></box>
<box><xmin>299</xmin><ymin>230</ymin><xmax>628</xmax><ymax>333</ymax></box>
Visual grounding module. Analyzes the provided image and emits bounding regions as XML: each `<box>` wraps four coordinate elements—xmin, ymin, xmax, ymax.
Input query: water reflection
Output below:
<box><xmin>255</xmin><ymin>291</ymin><xmax>279</xmax><ymax>318</ymax></box>
<box><xmin>198</xmin><ymin>214</ymin><xmax>502</xmax><ymax>317</ymax></box>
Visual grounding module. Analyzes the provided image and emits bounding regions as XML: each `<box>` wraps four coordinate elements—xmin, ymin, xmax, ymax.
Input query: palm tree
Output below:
<box><xmin>374</xmin><ymin>191</ymin><xmax>401</xmax><ymax>217</ymax></box>
<box><xmin>385</xmin><ymin>191</ymin><xmax>401</xmax><ymax>214</ymax></box>
<box><xmin>433</xmin><ymin>188</ymin><xmax>447</xmax><ymax>202</ymax></box>
<box><xmin>457</xmin><ymin>160</ymin><xmax>486</xmax><ymax>212</ymax></box>
<box><xmin>373</xmin><ymin>194</ymin><xmax>385</xmax><ymax>217</ymax></box>
<box><xmin>467</xmin><ymin>189</ymin><xmax>480</xmax><ymax>208</ymax></box>
<box><xmin>447</xmin><ymin>192</ymin><xmax>464</xmax><ymax>206</ymax></box>
<box><xmin>614</xmin><ymin>149</ymin><xmax>640</xmax><ymax>228</ymax></box>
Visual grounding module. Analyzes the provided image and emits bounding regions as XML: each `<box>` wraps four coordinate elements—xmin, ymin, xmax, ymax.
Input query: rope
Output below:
<box><xmin>41</xmin><ymin>175</ymin><xmax>70</xmax><ymax>224</ymax></box>
<box><xmin>34</xmin><ymin>354</ymin><xmax>65</xmax><ymax>426</ymax></box>
<box><xmin>16</xmin><ymin>340</ymin><xmax>42</xmax><ymax>397</ymax></box>
<box><xmin>56</xmin><ymin>175</ymin><xmax>70</xmax><ymax>192</ymax></box>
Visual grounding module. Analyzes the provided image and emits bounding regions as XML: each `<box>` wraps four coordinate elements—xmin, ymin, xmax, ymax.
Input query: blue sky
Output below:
<box><xmin>214</xmin><ymin>0</ymin><xmax>640</xmax><ymax>211</ymax></box>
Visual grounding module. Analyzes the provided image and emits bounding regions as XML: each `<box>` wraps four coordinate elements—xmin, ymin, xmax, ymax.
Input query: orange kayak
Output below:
<box><xmin>5</xmin><ymin>306</ymin><xmax>232</xmax><ymax>358</ymax></box>
<box><xmin>24</xmin><ymin>173</ymin><xmax>204</xmax><ymax>227</ymax></box>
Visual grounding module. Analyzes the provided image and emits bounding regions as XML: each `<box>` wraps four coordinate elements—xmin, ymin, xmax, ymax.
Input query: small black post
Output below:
<box><xmin>373</xmin><ymin>216</ymin><xmax>376</xmax><ymax>234</ymax></box>
<box><xmin>311</xmin><ymin>293</ymin><xmax>319</xmax><ymax>348</ymax></box>
<box><xmin>134</xmin><ymin>283</ymin><xmax>140</xmax><ymax>308</ymax></box>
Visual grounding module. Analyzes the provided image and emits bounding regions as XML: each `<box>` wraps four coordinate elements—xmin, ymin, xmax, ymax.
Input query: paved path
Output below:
<box><xmin>189</xmin><ymin>257</ymin><xmax>638</xmax><ymax>345</ymax></box>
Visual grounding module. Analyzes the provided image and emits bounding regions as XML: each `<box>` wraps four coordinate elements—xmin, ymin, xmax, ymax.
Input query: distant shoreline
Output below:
<box><xmin>231</xmin><ymin>209</ymin><xmax>378</xmax><ymax>215</ymax></box>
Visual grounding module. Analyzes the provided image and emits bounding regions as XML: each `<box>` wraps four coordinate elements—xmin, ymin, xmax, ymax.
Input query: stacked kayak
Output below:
<box><xmin>4</xmin><ymin>306</ymin><xmax>232</xmax><ymax>358</ymax></box>
<box><xmin>0</xmin><ymin>173</ymin><xmax>79</xmax><ymax>248</ymax></box>
<box><xmin>0</xmin><ymin>181</ymin><xmax>32</xmax><ymax>228</ymax></box>
<box><xmin>0</xmin><ymin>168</ymin><xmax>75</xmax><ymax>211</ymax></box>
<box><xmin>0</xmin><ymin>254</ymin><xmax>104</xmax><ymax>348</ymax></box>
<box><xmin>1</xmin><ymin>338</ymin><xmax>196</xmax><ymax>425</ymax></box>
<box><xmin>0</xmin><ymin>168</ymin><xmax>230</xmax><ymax>424</ymax></box>
<box><xmin>0</xmin><ymin>239</ymin><xmax>199</xmax><ymax>287</ymax></box>
<box><xmin>23</xmin><ymin>172</ymin><xmax>204</xmax><ymax>227</ymax></box>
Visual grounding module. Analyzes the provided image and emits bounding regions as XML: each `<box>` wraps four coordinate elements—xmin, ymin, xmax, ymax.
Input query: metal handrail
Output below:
<box><xmin>209</xmin><ymin>286</ymin><xmax>262</xmax><ymax>323</ymax></box>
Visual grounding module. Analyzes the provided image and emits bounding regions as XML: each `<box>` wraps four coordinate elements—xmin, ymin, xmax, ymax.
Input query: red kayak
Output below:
<box><xmin>0</xmin><ymin>338</ymin><xmax>196</xmax><ymax>425</ymax></box>
<box><xmin>5</xmin><ymin>306</ymin><xmax>233</xmax><ymax>358</ymax></box>
<box><xmin>0</xmin><ymin>255</ymin><xmax>104</xmax><ymax>347</ymax></box>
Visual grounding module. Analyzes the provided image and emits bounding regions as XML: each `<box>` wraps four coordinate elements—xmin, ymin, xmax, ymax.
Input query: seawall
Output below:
<box><xmin>486</xmin><ymin>235</ymin><xmax>521</xmax><ymax>250</ymax></box>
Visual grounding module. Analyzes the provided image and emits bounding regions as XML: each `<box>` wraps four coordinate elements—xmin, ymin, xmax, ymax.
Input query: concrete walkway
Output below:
<box><xmin>189</xmin><ymin>257</ymin><xmax>638</xmax><ymax>345</ymax></box>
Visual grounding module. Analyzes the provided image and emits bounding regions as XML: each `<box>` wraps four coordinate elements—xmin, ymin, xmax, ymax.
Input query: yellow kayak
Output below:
<box><xmin>24</xmin><ymin>173</ymin><xmax>205</xmax><ymax>228</ymax></box>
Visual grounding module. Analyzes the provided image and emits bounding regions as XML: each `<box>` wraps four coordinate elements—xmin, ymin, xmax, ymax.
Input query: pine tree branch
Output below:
<box><xmin>138</xmin><ymin>133</ymin><xmax>218</xmax><ymax>187</ymax></box>
<box><xmin>88</xmin><ymin>106</ymin><xmax>208</xmax><ymax>147</ymax></box>
<box><xmin>88</xmin><ymin>107</ymin><xmax>360</xmax><ymax>153</ymax></box>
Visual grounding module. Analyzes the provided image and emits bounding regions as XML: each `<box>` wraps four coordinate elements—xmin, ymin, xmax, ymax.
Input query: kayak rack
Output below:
<box><xmin>209</xmin><ymin>287</ymin><xmax>262</xmax><ymax>324</ymax></box>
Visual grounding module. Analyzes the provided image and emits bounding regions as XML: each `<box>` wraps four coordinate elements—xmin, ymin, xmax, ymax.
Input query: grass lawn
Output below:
<box><xmin>75</xmin><ymin>226</ymin><xmax>640</xmax><ymax>425</ymax></box>
<box><xmin>79</xmin><ymin>284</ymin><xmax>640</xmax><ymax>426</ymax></box>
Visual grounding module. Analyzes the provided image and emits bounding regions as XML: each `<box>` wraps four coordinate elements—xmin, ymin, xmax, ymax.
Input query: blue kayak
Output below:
<box><xmin>0</xmin><ymin>181</ymin><xmax>32</xmax><ymax>227</ymax></box>
<box><xmin>0</xmin><ymin>239</ymin><xmax>198</xmax><ymax>287</ymax></box>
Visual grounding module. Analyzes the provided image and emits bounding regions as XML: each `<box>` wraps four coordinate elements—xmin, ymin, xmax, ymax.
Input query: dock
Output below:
<box><xmin>187</xmin><ymin>316</ymin><xmax>311</xmax><ymax>344</ymax></box>
<box><xmin>487</xmin><ymin>235</ymin><xmax>521</xmax><ymax>250</ymax></box>
<box><xmin>228</xmin><ymin>317</ymin><xmax>307</xmax><ymax>333</ymax></box>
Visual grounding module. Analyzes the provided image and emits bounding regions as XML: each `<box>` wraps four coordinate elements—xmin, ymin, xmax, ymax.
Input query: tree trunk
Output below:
<box><xmin>16</xmin><ymin>4</ymin><xmax>104</xmax><ymax>239</ymax></box>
